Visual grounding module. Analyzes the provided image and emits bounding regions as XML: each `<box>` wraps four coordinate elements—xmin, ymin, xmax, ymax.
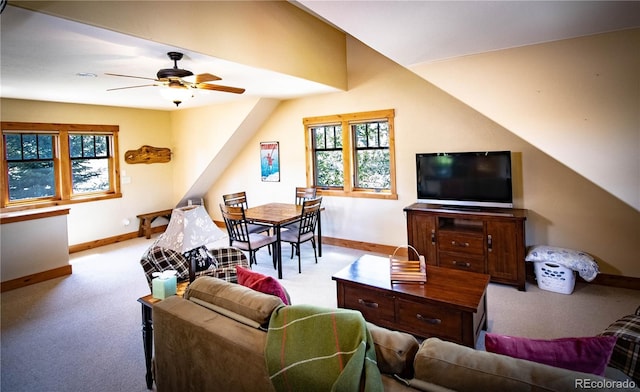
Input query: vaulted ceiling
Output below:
<box><xmin>2</xmin><ymin>1</ymin><xmax>638</xmax><ymax>210</ymax></box>
<box><xmin>3</xmin><ymin>1</ymin><xmax>637</xmax><ymax>110</ymax></box>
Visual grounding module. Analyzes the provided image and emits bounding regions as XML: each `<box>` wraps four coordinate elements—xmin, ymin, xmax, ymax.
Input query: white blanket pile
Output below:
<box><xmin>525</xmin><ymin>245</ymin><xmax>600</xmax><ymax>282</ymax></box>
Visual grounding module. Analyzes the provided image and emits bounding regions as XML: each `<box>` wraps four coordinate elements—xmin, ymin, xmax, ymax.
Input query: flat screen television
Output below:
<box><xmin>416</xmin><ymin>151</ymin><xmax>513</xmax><ymax>209</ymax></box>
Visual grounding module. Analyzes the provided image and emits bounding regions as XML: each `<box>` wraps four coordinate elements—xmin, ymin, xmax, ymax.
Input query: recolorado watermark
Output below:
<box><xmin>575</xmin><ymin>378</ymin><xmax>637</xmax><ymax>390</ymax></box>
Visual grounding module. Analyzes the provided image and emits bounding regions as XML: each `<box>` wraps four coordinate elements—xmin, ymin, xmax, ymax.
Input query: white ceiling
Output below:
<box><xmin>297</xmin><ymin>1</ymin><xmax>640</xmax><ymax>67</ymax></box>
<box><xmin>0</xmin><ymin>5</ymin><xmax>339</xmax><ymax>111</ymax></box>
<box><xmin>1</xmin><ymin>2</ymin><xmax>639</xmax><ymax>111</ymax></box>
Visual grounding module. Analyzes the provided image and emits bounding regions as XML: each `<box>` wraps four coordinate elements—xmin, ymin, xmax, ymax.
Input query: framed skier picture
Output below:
<box><xmin>260</xmin><ymin>141</ymin><xmax>280</xmax><ymax>182</ymax></box>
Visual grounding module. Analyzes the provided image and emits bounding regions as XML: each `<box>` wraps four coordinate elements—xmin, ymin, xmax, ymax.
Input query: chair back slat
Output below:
<box><xmin>223</xmin><ymin>191</ymin><xmax>249</xmax><ymax>209</ymax></box>
<box><xmin>295</xmin><ymin>187</ymin><xmax>317</xmax><ymax>205</ymax></box>
<box><xmin>219</xmin><ymin>204</ymin><xmax>251</xmax><ymax>243</ymax></box>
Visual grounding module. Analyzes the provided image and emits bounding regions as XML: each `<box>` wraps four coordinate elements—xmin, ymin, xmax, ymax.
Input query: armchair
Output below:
<box><xmin>138</xmin><ymin>204</ymin><xmax>251</xmax><ymax>291</ymax></box>
<box><xmin>140</xmin><ymin>244</ymin><xmax>250</xmax><ymax>291</ymax></box>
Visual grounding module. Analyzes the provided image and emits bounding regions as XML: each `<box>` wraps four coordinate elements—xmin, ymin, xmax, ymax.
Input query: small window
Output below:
<box><xmin>4</xmin><ymin>133</ymin><xmax>56</xmax><ymax>202</ymax></box>
<box><xmin>311</xmin><ymin>125</ymin><xmax>344</xmax><ymax>188</ymax></box>
<box><xmin>353</xmin><ymin>121</ymin><xmax>390</xmax><ymax>190</ymax></box>
<box><xmin>304</xmin><ymin>109</ymin><xmax>397</xmax><ymax>200</ymax></box>
<box><xmin>69</xmin><ymin>134</ymin><xmax>111</xmax><ymax>194</ymax></box>
<box><xmin>1</xmin><ymin>122</ymin><xmax>121</xmax><ymax>209</ymax></box>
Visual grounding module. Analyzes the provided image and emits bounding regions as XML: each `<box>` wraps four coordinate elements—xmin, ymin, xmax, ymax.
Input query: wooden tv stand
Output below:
<box><xmin>405</xmin><ymin>203</ymin><xmax>527</xmax><ymax>291</ymax></box>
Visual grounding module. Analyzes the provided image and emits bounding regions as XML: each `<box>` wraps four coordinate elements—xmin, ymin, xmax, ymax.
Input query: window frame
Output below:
<box><xmin>304</xmin><ymin>109</ymin><xmax>397</xmax><ymax>200</ymax></box>
<box><xmin>1</xmin><ymin>121</ymin><xmax>122</xmax><ymax>210</ymax></box>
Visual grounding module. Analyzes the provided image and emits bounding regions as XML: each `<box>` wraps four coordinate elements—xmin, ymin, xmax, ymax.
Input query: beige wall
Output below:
<box><xmin>1</xmin><ymin>98</ymin><xmax>174</xmax><ymax>245</ymax></box>
<box><xmin>1</xmin><ymin>212</ymin><xmax>69</xmax><ymax>280</ymax></box>
<box><xmin>204</xmin><ymin>36</ymin><xmax>639</xmax><ymax>278</ymax></box>
<box><xmin>412</xmin><ymin>28</ymin><xmax>640</xmax><ymax>211</ymax></box>
<box><xmin>169</xmin><ymin>98</ymin><xmax>280</xmax><ymax>204</ymax></box>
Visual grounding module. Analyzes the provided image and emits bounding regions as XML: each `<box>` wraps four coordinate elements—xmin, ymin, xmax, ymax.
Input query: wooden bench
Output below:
<box><xmin>137</xmin><ymin>209</ymin><xmax>173</xmax><ymax>239</ymax></box>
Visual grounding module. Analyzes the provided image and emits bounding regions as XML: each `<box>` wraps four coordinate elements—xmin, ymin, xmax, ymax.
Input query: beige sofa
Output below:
<box><xmin>153</xmin><ymin>277</ymin><xmax>620</xmax><ymax>392</ymax></box>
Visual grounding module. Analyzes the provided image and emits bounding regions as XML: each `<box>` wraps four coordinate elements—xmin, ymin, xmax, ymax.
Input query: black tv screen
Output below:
<box><xmin>416</xmin><ymin>151</ymin><xmax>513</xmax><ymax>208</ymax></box>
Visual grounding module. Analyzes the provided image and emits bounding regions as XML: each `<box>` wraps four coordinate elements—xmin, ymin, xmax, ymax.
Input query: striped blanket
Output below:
<box><xmin>265</xmin><ymin>305</ymin><xmax>383</xmax><ymax>392</ymax></box>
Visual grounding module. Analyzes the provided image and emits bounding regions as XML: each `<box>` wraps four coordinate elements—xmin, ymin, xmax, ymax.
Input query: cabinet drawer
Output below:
<box><xmin>438</xmin><ymin>232</ymin><xmax>484</xmax><ymax>255</ymax></box>
<box><xmin>396</xmin><ymin>299</ymin><xmax>462</xmax><ymax>342</ymax></box>
<box><xmin>343</xmin><ymin>285</ymin><xmax>395</xmax><ymax>324</ymax></box>
<box><xmin>439</xmin><ymin>252</ymin><xmax>486</xmax><ymax>273</ymax></box>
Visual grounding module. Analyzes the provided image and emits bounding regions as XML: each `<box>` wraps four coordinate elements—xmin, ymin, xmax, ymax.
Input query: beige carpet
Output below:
<box><xmin>1</xmin><ymin>236</ymin><xmax>638</xmax><ymax>391</ymax></box>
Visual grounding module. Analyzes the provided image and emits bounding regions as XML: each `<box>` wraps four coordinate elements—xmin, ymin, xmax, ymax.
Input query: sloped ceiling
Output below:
<box><xmin>297</xmin><ymin>1</ymin><xmax>640</xmax><ymax>210</ymax></box>
<box><xmin>297</xmin><ymin>1</ymin><xmax>640</xmax><ymax>67</ymax></box>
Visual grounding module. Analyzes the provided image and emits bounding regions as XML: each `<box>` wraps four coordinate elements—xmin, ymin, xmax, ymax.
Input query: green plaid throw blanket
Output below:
<box><xmin>265</xmin><ymin>305</ymin><xmax>383</xmax><ymax>392</ymax></box>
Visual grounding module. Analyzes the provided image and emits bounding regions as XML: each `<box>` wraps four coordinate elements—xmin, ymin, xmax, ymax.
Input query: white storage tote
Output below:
<box><xmin>534</xmin><ymin>261</ymin><xmax>576</xmax><ymax>294</ymax></box>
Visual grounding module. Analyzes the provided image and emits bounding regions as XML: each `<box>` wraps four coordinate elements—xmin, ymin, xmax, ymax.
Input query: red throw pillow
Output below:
<box><xmin>236</xmin><ymin>266</ymin><xmax>290</xmax><ymax>305</ymax></box>
<box><xmin>484</xmin><ymin>333</ymin><xmax>617</xmax><ymax>376</ymax></box>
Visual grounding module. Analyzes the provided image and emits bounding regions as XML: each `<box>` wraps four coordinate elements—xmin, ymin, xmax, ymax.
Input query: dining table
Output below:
<box><xmin>244</xmin><ymin>202</ymin><xmax>323</xmax><ymax>279</ymax></box>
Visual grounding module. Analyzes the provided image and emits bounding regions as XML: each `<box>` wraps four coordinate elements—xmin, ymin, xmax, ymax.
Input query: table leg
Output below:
<box><xmin>276</xmin><ymin>224</ymin><xmax>283</xmax><ymax>279</ymax></box>
<box><xmin>317</xmin><ymin>211</ymin><xmax>322</xmax><ymax>257</ymax></box>
<box><xmin>141</xmin><ymin>304</ymin><xmax>153</xmax><ymax>389</ymax></box>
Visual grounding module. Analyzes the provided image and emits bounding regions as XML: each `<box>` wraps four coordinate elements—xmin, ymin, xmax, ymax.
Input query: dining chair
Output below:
<box><xmin>222</xmin><ymin>191</ymin><xmax>250</xmax><ymax>209</ymax></box>
<box><xmin>284</xmin><ymin>187</ymin><xmax>318</xmax><ymax>234</ymax></box>
<box><xmin>280</xmin><ymin>197</ymin><xmax>322</xmax><ymax>273</ymax></box>
<box><xmin>222</xmin><ymin>191</ymin><xmax>272</xmax><ymax>243</ymax></box>
<box><xmin>295</xmin><ymin>187</ymin><xmax>317</xmax><ymax>205</ymax></box>
<box><xmin>219</xmin><ymin>203</ymin><xmax>278</xmax><ymax>268</ymax></box>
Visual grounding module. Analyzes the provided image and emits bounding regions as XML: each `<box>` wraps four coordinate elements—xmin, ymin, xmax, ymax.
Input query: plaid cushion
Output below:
<box><xmin>211</xmin><ymin>247</ymin><xmax>249</xmax><ymax>269</ymax></box>
<box><xmin>193</xmin><ymin>267</ymin><xmax>239</xmax><ymax>283</ymax></box>
<box><xmin>600</xmin><ymin>310</ymin><xmax>640</xmax><ymax>382</ymax></box>
<box><xmin>139</xmin><ymin>250</ymin><xmax>158</xmax><ymax>287</ymax></box>
<box><xmin>146</xmin><ymin>246</ymin><xmax>190</xmax><ymax>280</ymax></box>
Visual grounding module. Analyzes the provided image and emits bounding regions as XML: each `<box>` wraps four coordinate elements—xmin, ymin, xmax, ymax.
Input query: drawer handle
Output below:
<box><xmin>451</xmin><ymin>240</ymin><xmax>470</xmax><ymax>247</ymax></box>
<box><xmin>487</xmin><ymin>234</ymin><xmax>493</xmax><ymax>252</ymax></box>
<box><xmin>452</xmin><ymin>260</ymin><xmax>471</xmax><ymax>268</ymax></box>
<box><xmin>430</xmin><ymin>229</ymin><xmax>436</xmax><ymax>245</ymax></box>
<box><xmin>358</xmin><ymin>299</ymin><xmax>379</xmax><ymax>308</ymax></box>
<box><xmin>416</xmin><ymin>314</ymin><xmax>442</xmax><ymax>325</ymax></box>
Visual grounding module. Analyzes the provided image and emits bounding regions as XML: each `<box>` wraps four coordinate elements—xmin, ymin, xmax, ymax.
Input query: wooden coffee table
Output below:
<box><xmin>332</xmin><ymin>255</ymin><xmax>489</xmax><ymax>347</ymax></box>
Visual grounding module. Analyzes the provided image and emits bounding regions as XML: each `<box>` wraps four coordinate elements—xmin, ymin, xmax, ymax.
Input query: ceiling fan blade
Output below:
<box><xmin>105</xmin><ymin>73</ymin><xmax>158</xmax><ymax>82</ymax></box>
<box><xmin>196</xmin><ymin>83</ymin><xmax>245</xmax><ymax>94</ymax></box>
<box><xmin>107</xmin><ymin>84</ymin><xmax>158</xmax><ymax>91</ymax></box>
<box><xmin>184</xmin><ymin>73</ymin><xmax>222</xmax><ymax>83</ymax></box>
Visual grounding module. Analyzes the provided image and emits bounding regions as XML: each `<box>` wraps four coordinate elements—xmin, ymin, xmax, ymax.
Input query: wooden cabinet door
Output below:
<box><xmin>407</xmin><ymin>212</ymin><xmax>438</xmax><ymax>265</ymax></box>
<box><xmin>486</xmin><ymin>220</ymin><xmax>525</xmax><ymax>289</ymax></box>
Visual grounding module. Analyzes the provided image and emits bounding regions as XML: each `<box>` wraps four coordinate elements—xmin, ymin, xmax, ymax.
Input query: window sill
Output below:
<box><xmin>316</xmin><ymin>189</ymin><xmax>398</xmax><ymax>200</ymax></box>
<box><xmin>1</xmin><ymin>192</ymin><xmax>123</xmax><ymax>213</ymax></box>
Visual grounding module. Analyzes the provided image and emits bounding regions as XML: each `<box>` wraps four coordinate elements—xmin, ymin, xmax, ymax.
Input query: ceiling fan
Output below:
<box><xmin>106</xmin><ymin>51</ymin><xmax>245</xmax><ymax>106</ymax></box>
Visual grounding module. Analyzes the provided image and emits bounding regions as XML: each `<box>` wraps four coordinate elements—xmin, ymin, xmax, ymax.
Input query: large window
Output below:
<box><xmin>304</xmin><ymin>109</ymin><xmax>397</xmax><ymax>199</ymax></box>
<box><xmin>1</xmin><ymin>122</ymin><xmax>121</xmax><ymax>209</ymax></box>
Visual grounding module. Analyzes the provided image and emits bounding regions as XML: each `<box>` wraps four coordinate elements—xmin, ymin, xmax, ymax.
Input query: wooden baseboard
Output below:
<box><xmin>321</xmin><ymin>236</ymin><xmax>409</xmax><ymax>258</ymax></box>
<box><xmin>1</xmin><ymin>265</ymin><xmax>72</xmax><ymax>292</ymax></box>
<box><xmin>525</xmin><ymin>261</ymin><xmax>639</xmax><ymax>291</ymax></box>
<box><xmin>586</xmin><ymin>274</ymin><xmax>640</xmax><ymax>290</ymax></box>
<box><xmin>68</xmin><ymin>225</ymin><xmax>168</xmax><ymax>254</ymax></box>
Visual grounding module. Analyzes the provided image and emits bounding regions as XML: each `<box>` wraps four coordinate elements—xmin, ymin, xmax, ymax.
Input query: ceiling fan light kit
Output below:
<box><xmin>106</xmin><ymin>51</ymin><xmax>245</xmax><ymax>107</ymax></box>
<box><xmin>159</xmin><ymin>85</ymin><xmax>192</xmax><ymax>107</ymax></box>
